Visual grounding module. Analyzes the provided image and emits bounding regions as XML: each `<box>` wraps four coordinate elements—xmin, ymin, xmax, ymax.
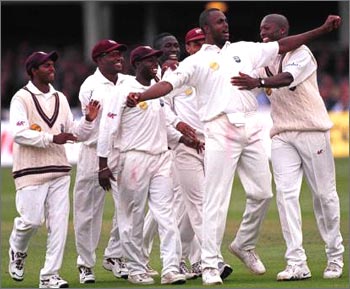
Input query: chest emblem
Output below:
<box><xmin>185</xmin><ymin>88</ymin><xmax>193</xmax><ymax>96</ymax></box>
<box><xmin>30</xmin><ymin>123</ymin><xmax>42</xmax><ymax>131</ymax></box>
<box><xmin>138</xmin><ymin>101</ymin><xmax>148</xmax><ymax>110</ymax></box>
<box><xmin>209</xmin><ymin>62</ymin><xmax>219</xmax><ymax>71</ymax></box>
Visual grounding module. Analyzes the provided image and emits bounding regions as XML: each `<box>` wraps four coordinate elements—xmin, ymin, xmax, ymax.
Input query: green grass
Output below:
<box><xmin>1</xmin><ymin>158</ymin><xmax>349</xmax><ymax>288</ymax></box>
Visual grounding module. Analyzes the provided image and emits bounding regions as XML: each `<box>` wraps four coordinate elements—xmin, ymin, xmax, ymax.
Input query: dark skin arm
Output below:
<box><xmin>231</xmin><ymin>71</ymin><xmax>294</xmax><ymax>90</ymax></box>
<box><xmin>278</xmin><ymin>15</ymin><xmax>341</xmax><ymax>54</ymax></box>
<box><xmin>179</xmin><ymin>135</ymin><xmax>205</xmax><ymax>154</ymax></box>
<box><xmin>98</xmin><ymin>157</ymin><xmax>116</xmax><ymax>191</ymax></box>
<box><xmin>127</xmin><ymin>81</ymin><xmax>173</xmax><ymax>107</ymax></box>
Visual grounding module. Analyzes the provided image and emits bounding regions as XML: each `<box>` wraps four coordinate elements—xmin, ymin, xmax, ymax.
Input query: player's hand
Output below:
<box><xmin>85</xmin><ymin>99</ymin><xmax>101</xmax><ymax>121</ymax></box>
<box><xmin>53</xmin><ymin>133</ymin><xmax>77</xmax><ymax>144</ymax></box>
<box><xmin>322</xmin><ymin>15</ymin><xmax>341</xmax><ymax>32</ymax></box>
<box><xmin>98</xmin><ymin>167</ymin><xmax>116</xmax><ymax>191</ymax></box>
<box><xmin>176</xmin><ymin>121</ymin><xmax>197</xmax><ymax>140</ymax></box>
<box><xmin>231</xmin><ymin>72</ymin><xmax>259</xmax><ymax>90</ymax></box>
<box><xmin>127</xmin><ymin>92</ymin><xmax>141</xmax><ymax>107</ymax></box>
<box><xmin>179</xmin><ymin>135</ymin><xmax>205</xmax><ymax>154</ymax></box>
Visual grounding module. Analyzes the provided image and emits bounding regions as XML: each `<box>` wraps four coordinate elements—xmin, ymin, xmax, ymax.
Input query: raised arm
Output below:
<box><xmin>278</xmin><ymin>15</ymin><xmax>341</xmax><ymax>54</ymax></box>
<box><xmin>127</xmin><ymin>81</ymin><xmax>173</xmax><ymax>107</ymax></box>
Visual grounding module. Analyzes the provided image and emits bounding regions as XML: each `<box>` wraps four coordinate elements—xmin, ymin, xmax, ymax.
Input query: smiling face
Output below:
<box><xmin>157</xmin><ymin>35</ymin><xmax>180</xmax><ymax>63</ymax></box>
<box><xmin>135</xmin><ymin>55</ymin><xmax>159</xmax><ymax>84</ymax></box>
<box><xmin>97</xmin><ymin>49</ymin><xmax>125</xmax><ymax>75</ymax></box>
<box><xmin>260</xmin><ymin>14</ymin><xmax>289</xmax><ymax>42</ymax></box>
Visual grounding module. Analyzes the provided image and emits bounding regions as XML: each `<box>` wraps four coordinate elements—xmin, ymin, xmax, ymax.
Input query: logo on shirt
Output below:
<box><xmin>185</xmin><ymin>88</ymin><xmax>193</xmax><ymax>96</ymax></box>
<box><xmin>30</xmin><ymin>123</ymin><xmax>42</xmax><ymax>132</ymax></box>
<box><xmin>16</xmin><ymin>121</ymin><xmax>25</xmax><ymax>126</ymax></box>
<box><xmin>138</xmin><ymin>101</ymin><xmax>148</xmax><ymax>110</ymax></box>
<box><xmin>317</xmin><ymin>149</ymin><xmax>324</xmax><ymax>155</ymax></box>
<box><xmin>233</xmin><ymin>56</ymin><xmax>241</xmax><ymax>63</ymax></box>
<box><xmin>159</xmin><ymin>99</ymin><xmax>164</xmax><ymax>107</ymax></box>
<box><xmin>209</xmin><ymin>62</ymin><xmax>219</xmax><ymax>71</ymax></box>
<box><xmin>107</xmin><ymin>112</ymin><xmax>117</xmax><ymax>119</ymax></box>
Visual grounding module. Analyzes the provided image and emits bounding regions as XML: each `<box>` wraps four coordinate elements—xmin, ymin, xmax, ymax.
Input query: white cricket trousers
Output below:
<box><xmin>116</xmin><ymin>150</ymin><xmax>182</xmax><ymax>276</ymax></box>
<box><xmin>73</xmin><ymin>144</ymin><xmax>122</xmax><ymax>268</ymax></box>
<box><xmin>271</xmin><ymin>130</ymin><xmax>344</xmax><ymax>265</ymax></box>
<box><xmin>202</xmin><ymin>114</ymin><xmax>273</xmax><ymax>269</ymax></box>
<box><xmin>9</xmin><ymin>175</ymin><xmax>70</xmax><ymax>278</ymax></box>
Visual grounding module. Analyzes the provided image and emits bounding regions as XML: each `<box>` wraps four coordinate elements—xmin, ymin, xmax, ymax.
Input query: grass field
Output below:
<box><xmin>1</xmin><ymin>158</ymin><xmax>349</xmax><ymax>288</ymax></box>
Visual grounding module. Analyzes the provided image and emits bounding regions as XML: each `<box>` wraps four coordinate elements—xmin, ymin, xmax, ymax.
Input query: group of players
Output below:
<box><xmin>8</xmin><ymin>7</ymin><xmax>344</xmax><ymax>288</ymax></box>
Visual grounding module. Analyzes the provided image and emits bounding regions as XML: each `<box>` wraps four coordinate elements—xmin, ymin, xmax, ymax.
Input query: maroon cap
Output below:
<box><xmin>185</xmin><ymin>27</ymin><xmax>205</xmax><ymax>44</ymax></box>
<box><xmin>130</xmin><ymin>46</ymin><xmax>163</xmax><ymax>67</ymax></box>
<box><xmin>91</xmin><ymin>39</ymin><xmax>127</xmax><ymax>62</ymax></box>
<box><xmin>25</xmin><ymin>51</ymin><xmax>58</xmax><ymax>76</ymax></box>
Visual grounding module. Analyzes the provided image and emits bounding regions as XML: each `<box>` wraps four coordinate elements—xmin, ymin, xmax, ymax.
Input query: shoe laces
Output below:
<box><xmin>326</xmin><ymin>261</ymin><xmax>342</xmax><ymax>272</ymax></box>
<box><xmin>117</xmin><ymin>257</ymin><xmax>127</xmax><ymax>269</ymax></box>
<box><xmin>179</xmin><ymin>261</ymin><xmax>190</xmax><ymax>274</ymax></box>
<box><xmin>246</xmin><ymin>250</ymin><xmax>259</xmax><ymax>263</ymax></box>
<box><xmin>139</xmin><ymin>273</ymin><xmax>150</xmax><ymax>280</ymax></box>
<box><xmin>191</xmin><ymin>261</ymin><xmax>202</xmax><ymax>273</ymax></box>
<box><xmin>14</xmin><ymin>252</ymin><xmax>27</xmax><ymax>270</ymax></box>
<box><xmin>80</xmin><ymin>266</ymin><xmax>93</xmax><ymax>275</ymax></box>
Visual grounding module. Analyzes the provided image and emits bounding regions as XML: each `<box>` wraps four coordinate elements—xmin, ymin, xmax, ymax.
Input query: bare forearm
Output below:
<box><xmin>278</xmin><ymin>15</ymin><xmax>341</xmax><ymax>54</ymax></box>
<box><xmin>139</xmin><ymin>81</ymin><xmax>173</xmax><ymax>101</ymax></box>
<box><xmin>261</xmin><ymin>72</ymin><xmax>294</xmax><ymax>88</ymax></box>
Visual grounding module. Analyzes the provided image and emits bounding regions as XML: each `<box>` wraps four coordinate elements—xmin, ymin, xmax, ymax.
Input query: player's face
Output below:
<box><xmin>138</xmin><ymin>56</ymin><xmax>159</xmax><ymax>80</ymax></box>
<box><xmin>260</xmin><ymin>20</ymin><xmax>282</xmax><ymax>42</ymax></box>
<box><xmin>206</xmin><ymin>10</ymin><xmax>229</xmax><ymax>46</ymax></box>
<box><xmin>33</xmin><ymin>60</ymin><xmax>55</xmax><ymax>83</ymax></box>
<box><xmin>185</xmin><ymin>39</ymin><xmax>205</xmax><ymax>55</ymax></box>
<box><xmin>98</xmin><ymin>49</ymin><xmax>124</xmax><ymax>74</ymax></box>
<box><xmin>158</xmin><ymin>36</ymin><xmax>180</xmax><ymax>61</ymax></box>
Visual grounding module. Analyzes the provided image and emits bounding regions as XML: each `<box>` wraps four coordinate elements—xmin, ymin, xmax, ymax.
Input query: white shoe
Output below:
<box><xmin>128</xmin><ymin>273</ymin><xmax>154</xmax><ymax>285</ymax></box>
<box><xmin>103</xmin><ymin>257</ymin><xmax>128</xmax><ymax>279</ymax></box>
<box><xmin>161</xmin><ymin>271</ymin><xmax>186</xmax><ymax>285</ymax></box>
<box><xmin>218</xmin><ymin>261</ymin><xmax>233</xmax><ymax>280</ymax></box>
<box><xmin>277</xmin><ymin>263</ymin><xmax>311</xmax><ymax>281</ymax></box>
<box><xmin>145</xmin><ymin>263</ymin><xmax>159</xmax><ymax>277</ymax></box>
<box><xmin>8</xmin><ymin>248</ymin><xmax>27</xmax><ymax>281</ymax></box>
<box><xmin>179</xmin><ymin>261</ymin><xmax>196</xmax><ymax>280</ymax></box>
<box><xmin>78</xmin><ymin>266</ymin><xmax>95</xmax><ymax>284</ymax></box>
<box><xmin>39</xmin><ymin>275</ymin><xmax>69</xmax><ymax>288</ymax></box>
<box><xmin>229</xmin><ymin>243</ymin><xmax>266</xmax><ymax>275</ymax></box>
<box><xmin>202</xmin><ymin>268</ymin><xmax>223</xmax><ymax>285</ymax></box>
<box><xmin>323</xmin><ymin>260</ymin><xmax>343</xmax><ymax>279</ymax></box>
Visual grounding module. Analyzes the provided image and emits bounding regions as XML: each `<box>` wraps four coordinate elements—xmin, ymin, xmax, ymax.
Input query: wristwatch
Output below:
<box><xmin>258</xmin><ymin>78</ymin><xmax>265</xmax><ymax>88</ymax></box>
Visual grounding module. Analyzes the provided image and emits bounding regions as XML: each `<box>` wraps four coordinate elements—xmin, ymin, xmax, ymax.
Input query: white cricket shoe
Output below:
<box><xmin>145</xmin><ymin>263</ymin><xmax>159</xmax><ymax>276</ymax></box>
<box><xmin>202</xmin><ymin>268</ymin><xmax>223</xmax><ymax>285</ymax></box>
<box><xmin>161</xmin><ymin>271</ymin><xmax>186</xmax><ymax>285</ymax></box>
<box><xmin>8</xmin><ymin>248</ymin><xmax>27</xmax><ymax>281</ymax></box>
<box><xmin>323</xmin><ymin>260</ymin><xmax>343</xmax><ymax>279</ymax></box>
<box><xmin>78</xmin><ymin>266</ymin><xmax>95</xmax><ymax>284</ymax></box>
<box><xmin>229</xmin><ymin>243</ymin><xmax>266</xmax><ymax>274</ymax></box>
<box><xmin>39</xmin><ymin>275</ymin><xmax>68</xmax><ymax>288</ymax></box>
<box><xmin>218</xmin><ymin>261</ymin><xmax>233</xmax><ymax>280</ymax></box>
<box><xmin>128</xmin><ymin>273</ymin><xmax>154</xmax><ymax>285</ymax></box>
<box><xmin>277</xmin><ymin>263</ymin><xmax>311</xmax><ymax>281</ymax></box>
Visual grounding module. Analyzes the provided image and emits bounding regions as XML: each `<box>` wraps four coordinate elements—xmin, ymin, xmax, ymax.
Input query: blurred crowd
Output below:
<box><xmin>1</xmin><ymin>41</ymin><xmax>349</xmax><ymax>120</ymax></box>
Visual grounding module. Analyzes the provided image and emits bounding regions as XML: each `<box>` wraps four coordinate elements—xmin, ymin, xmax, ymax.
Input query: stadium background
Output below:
<box><xmin>1</xmin><ymin>1</ymin><xmax>349</xmax><ymax>164</ymax></box>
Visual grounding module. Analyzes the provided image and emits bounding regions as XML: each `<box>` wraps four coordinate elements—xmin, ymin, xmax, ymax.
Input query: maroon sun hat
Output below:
<box><xmin>25</xmin><ymin>51</ymin><xmax>58</xmax><ymax>76</ymax></box>
<box><xmin>185</xmin><ymin>27</ymin><xmax>205</xmax><ymax>44</ymax></box>
<box><xmin>91</xmin><ymin>39</ymin><xmax>127</xmax><ymax>62</ymax></box>
<box><xmin>130</xmin><ymin>45</ymin><xmax>163</xmax><ymax>67</ymax></box>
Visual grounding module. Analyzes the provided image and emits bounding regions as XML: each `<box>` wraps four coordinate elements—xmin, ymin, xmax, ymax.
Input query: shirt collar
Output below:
<box><xmin>26</xmin><ymin>81</ymin><xmax>57</xmax><ymax>95</ymax></box>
